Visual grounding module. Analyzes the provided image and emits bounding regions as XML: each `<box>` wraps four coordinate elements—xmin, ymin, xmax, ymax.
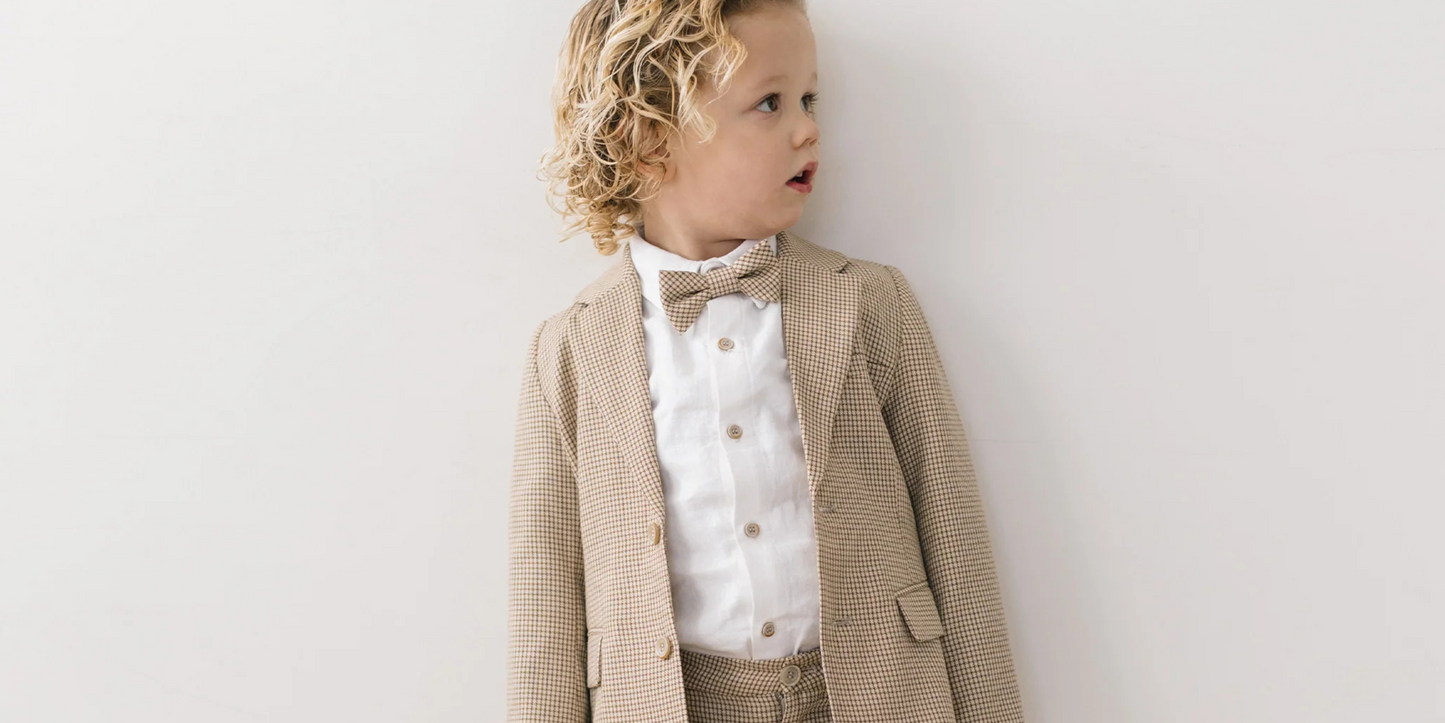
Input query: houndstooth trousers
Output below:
<box><xmin>679</xmin><ymin>646</ymin><xmax>832</xmax><ymax>723</ymax></box>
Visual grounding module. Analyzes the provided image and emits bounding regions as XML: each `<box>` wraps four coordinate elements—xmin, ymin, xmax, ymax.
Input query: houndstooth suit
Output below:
<box><xmin>507</xmin><ymin>229</ymin><xmax>1026</xmax><ymax>722</ymax></box>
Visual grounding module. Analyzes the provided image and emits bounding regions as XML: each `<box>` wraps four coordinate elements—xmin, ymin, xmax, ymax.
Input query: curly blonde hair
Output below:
<box><xmin>537</xmin><ymin>0</ymin><xmax>809</xmax><ymax>256</ymax></box>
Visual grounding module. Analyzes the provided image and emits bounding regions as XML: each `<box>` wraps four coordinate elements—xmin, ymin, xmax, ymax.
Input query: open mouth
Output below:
<box><xmin>788</xmin><ymin>162</ymin><xmax>817</xmax><ymax>187</ymax></box>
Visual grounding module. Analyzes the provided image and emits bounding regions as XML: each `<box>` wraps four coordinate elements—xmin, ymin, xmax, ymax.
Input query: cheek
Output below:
<box><xmin>723</xmin><ymin>154</ymin><xmax>784</xmax><ymax>196</ymax></box>
<box><xmin>703</xmin><ymin>137</ymin><xmax>776</xmax><ymax>183</ymax></box>
<box><xmin>690</xmin><ymin>158</ymin><xmax>760</xmax><ymax>199</ymax></box>
<box><xmin>683</xmin><ymin>136</ymin><xmax>783</xmax><ymax>201</ymax></box>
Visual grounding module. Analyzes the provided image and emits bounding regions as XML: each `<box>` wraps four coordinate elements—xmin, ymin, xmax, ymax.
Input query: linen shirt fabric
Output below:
<box><xmin>628</xmin><ymin>231</ymin><xmax>822</xmax><ymax>660</ymax></box>
<box><xmin>506</xmin><ymin>228</ymin><xmax>1026</xmax><ymax>723</ymax></box>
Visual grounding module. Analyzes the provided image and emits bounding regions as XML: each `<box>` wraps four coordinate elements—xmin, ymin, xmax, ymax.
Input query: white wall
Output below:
<box><xmin>1</xmin><ymin>1</ymin><xmax>1440</xmax><ymax>720</ymax></box>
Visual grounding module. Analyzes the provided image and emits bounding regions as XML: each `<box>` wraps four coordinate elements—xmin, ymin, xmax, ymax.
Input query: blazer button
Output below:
<box><xmin>655</xmin><ymin>635</ymin><xmax>673</xmax><ymax>660</ymax></box>
<box><xmin>727</xmin><ymin>424</ymin><xmax>743</xmax><ymax>439</ymax></box>
<box><xmin>744</xmin><ymin>522</ymin><xmax>760</xmax><ymax>537</ymax></box>
<box><xmin>761</xmin><ymin>621</ymin><xmax>775</xmax><ymax>637</ymax></box>
<box><xmin>649</xmin><ymin>521</ymin><xmax>662</xmax><ymax>545</ymax></box>
<box><xmin>717</xmin><ymin>337</ymin><xmax>735</xmax><ymax>351</ymax></box>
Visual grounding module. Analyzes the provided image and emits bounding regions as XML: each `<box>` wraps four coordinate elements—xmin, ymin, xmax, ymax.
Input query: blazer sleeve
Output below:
<box><xmin>506</xmin><ymin>319</ymin><xmax>588</xmax><ymax>722</ymax></box>
<box><xmin>880</xmin><ymin>265</ymin><xmax>1026</xmax><ymax>723</ymax></box>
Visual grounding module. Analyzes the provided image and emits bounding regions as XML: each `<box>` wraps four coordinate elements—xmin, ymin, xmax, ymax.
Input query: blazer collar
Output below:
<box><xmin>572</xmin><ymin>228</ymin><xmax>858</xmax><ymax>516</ymax></box>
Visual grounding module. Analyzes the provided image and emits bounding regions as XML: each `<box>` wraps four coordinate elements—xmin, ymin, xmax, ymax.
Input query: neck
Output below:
<box><xmin>635</xmin><ymin>214</ymin><xmax>752</xmax><ymax>262</ymax></box>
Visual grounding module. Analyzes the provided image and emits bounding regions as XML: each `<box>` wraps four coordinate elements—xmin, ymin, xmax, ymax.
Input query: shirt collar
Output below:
<box><xmin>629</xmin><ymin>231</ymin><xmax>779</xmax><ymax>312</ymax></box>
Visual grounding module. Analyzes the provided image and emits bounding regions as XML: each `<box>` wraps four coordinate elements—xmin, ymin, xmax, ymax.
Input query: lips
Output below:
<box><xmin>789</xmin><ymin>161</ymin><xmax>818</xmax><ymax>185</ymax></box>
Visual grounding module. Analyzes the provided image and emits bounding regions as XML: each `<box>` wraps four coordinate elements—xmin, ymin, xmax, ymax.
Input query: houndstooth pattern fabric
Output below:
<box><xmin>507</xmin><ymin>228</ymin><xmax>1026</xmax><ymax>722</ymax></box>
<box><xmin>657</xmin><ymin>239</ymin><xmax>782</xmax><ymax>334</ymax></box>
<box><xmin>679</xmin><ymin>647</ymin><xmax>831</xmax><ymax>723</ymax></box>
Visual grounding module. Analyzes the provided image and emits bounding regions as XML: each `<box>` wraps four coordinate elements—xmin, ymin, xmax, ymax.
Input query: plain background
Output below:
<box><xmin>2</xmin><ymin>0</ymin><xmax>1442</xmax><ymax>720</ymax></box>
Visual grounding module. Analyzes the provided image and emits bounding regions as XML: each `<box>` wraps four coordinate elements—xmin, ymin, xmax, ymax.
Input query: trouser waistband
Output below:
<box><xmin>678</xmin><ymin>646</ymin><xmax>825</xmax><ymax>698</ymax></box>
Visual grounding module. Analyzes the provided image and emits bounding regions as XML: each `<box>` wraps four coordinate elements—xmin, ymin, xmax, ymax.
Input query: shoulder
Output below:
<box><xmin>780</xmin><ymin>228</ymin><xmax>908</xmax><ymax>299</ymax></box>
<box><xmin>780</xmin><ymin>230</ymin><xmax>919</xmax><ymax>365</ymax></box>
<box><xmin>519</xmin><ymin>289</ymin><xmax>595</xmax><ymax>429</ymax></box>
<box><xmin>773</xmin><ymin>228</ymin><xmax>907</xmax><ymax>302</ymax></box>
<box><xmin>526</xmin><ymin>248</ymin><xmax>630</xmax><ymax>355</ymax></box>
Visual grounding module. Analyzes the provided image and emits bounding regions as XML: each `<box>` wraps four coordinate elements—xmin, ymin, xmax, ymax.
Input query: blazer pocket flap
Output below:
<box><xmin>586</xmin><ymin>631</ymin><xmax>602</xmax><ymax>688</ymax></box>
<box><xmin>895</xmin><ymin>580</ymin><xmax>945</xmax><ymax>642</ymax></box>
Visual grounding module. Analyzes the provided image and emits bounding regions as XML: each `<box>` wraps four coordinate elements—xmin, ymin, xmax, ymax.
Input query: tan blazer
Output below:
<box><xmin>507</xmin><ymin>229</ymin><xmax>1026</xmax><ymax>722</ymax></box>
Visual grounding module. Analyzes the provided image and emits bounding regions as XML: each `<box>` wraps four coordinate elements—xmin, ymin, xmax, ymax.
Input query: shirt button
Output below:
<box><xmin>744</xmin><ymin>522</ymin><xmax>760</xmax><ymax>537</ymax></box>
<box><xmin>655</xmin><ymin>635</ymin><xmax>673</xmax><ymax>660</ymax></box>
<box><xmin>727</xmin><ymin>424</ymin><xmax>743</xmax><ymax>439</ymax></box>
<box><xmin>649</xmin><ymin>521</ymin><xmax>662</xmax><ymax>545</ymax></box>
<box><xmin>761</xmin><ymin>621</ymin><xmax>775</xmax><ymax>637</ymax></box>
<box><xmin>717</xmin><ymin>337</ymin><xmax>735</xmax><ymax>351</ymax></box>
<box><xmin>781</xmin><ymin>664</ymin><xmax>802</xmax><ymax>687</ymax></box>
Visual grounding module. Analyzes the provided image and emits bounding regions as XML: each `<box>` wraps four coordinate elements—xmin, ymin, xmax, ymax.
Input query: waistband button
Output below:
<box><xmin>781</xmin><ymin>664</ymin><xmax>801</xmax><ymax>687</ymax></box>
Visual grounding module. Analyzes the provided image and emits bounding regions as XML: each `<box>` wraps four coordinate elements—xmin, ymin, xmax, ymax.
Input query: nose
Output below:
<box><xmin>795</xmin><ymin>115</ymin><xmax>819</xmax><ymax>148</ymax></box>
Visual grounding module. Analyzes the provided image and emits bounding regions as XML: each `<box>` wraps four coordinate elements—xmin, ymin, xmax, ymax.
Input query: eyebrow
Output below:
<box><xmin>755</xmin><ymin>71</ymin><xmax>818</xmax><ymax>86</ymax></box>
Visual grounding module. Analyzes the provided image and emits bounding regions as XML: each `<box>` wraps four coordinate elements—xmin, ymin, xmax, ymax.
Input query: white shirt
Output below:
<box><xmin>629</xmin><ymin>229</ymin><xmax>823</xmax><ymax>660</ymax></box>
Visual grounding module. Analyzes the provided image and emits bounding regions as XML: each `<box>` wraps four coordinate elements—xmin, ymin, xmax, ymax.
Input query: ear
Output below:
<box><xmin>635</xmin><ymin>120</ymin><xmax>674</xmax><ymax>183</ymax></box>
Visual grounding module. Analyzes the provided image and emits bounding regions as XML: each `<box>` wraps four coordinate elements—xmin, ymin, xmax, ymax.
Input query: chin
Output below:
<box><xmin>777</xmin><ymin>206</ymin><xmax>805</xmax><ymax>228</ymax></box>
<box><xmin>747</xmin><ymin>202</ymin><xmax>804</xmax><ymax>236</ymax></box>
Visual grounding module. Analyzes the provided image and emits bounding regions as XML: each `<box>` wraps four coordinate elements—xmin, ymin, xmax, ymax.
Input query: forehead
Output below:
<box><xmin>726</xmin><ymin>7</ymin><xmax>817</xmax><ymax>84</ymax></box>
<box><xmin>754</xmin><ymin>71</ymin><xmax>818</xmax><ymax>85</ymax></box>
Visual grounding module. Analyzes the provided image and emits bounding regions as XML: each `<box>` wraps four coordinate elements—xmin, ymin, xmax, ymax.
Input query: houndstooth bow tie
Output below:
<box><xmin>657</xmin><ymin>240</ymin><xmax>781</xmax><ymax>334</ymax></box>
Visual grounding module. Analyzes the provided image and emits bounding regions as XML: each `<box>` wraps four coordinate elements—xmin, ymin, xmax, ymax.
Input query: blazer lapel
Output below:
<box><xmin>575</xmin><ymin>243</ymin><xmax>669</xmax><ymax>517</ymax></box>
<box><xmin>775</xmin><ymin>229</ymin><xmax>858</xmax><ymax>501</ymax></box>
<box><xmin>573</xmin><ymin>229</ymin><xmax>858</xmax><ymax>518</ymax></box>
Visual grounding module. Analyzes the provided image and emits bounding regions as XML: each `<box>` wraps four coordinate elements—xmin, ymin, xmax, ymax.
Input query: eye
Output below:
<box><xmin>755</xmin><ymin>92</ymin><xmax>820</xmax><ymax>114</ymax></box>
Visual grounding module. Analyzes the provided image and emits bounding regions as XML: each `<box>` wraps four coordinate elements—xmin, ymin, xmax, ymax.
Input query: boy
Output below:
<box><xmin>509</xmin><ymin>1</ymin><xmax>1026</xmax><ymax>721</ymax></box>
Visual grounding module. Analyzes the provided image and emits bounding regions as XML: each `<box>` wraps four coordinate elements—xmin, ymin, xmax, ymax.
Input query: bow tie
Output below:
<box><xmin>657</xmin><ymin>241</ymin><xmax>781</xmax><ymax>334</ymax></box>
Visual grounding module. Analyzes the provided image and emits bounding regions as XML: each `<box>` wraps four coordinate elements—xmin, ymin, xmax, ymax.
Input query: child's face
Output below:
<box><xmin>645</xmin><ymin>6</ymin><xmax>819</xmax><ymax>241</ymax></box>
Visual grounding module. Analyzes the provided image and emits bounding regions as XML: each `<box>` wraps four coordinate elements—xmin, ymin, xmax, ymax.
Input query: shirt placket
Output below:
<box><xmin>701</xmin><ymin>274</ymin><xmax>787</xmax><ymax>660</ymax></box>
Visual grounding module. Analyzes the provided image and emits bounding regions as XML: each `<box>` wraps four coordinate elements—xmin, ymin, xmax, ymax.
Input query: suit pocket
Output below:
<box><xmin>895</xmin><ymin>580</ymin><xmax>945</xmax><ymax>642</ymax></box>
<box><xmin>586</xmin><ymin>630</ymin><xmax>603</xmax><ymax>688</ymax></box>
